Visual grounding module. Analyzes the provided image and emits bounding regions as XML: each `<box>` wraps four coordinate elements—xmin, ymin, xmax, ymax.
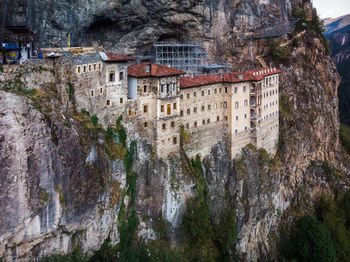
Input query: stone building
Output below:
<box><xmin>179</xmin><ymin>68</ymin><xmax>280</xmax><ymax>158</ymax></box>
<box><xmin>127</xmin><ymin>63</ymin><xmax>185</xmax><ymax>156</ymax></box>
<box><xmin>2</xmin><ymin>49</ymin><xmax>280</xmax><ymax>159</ymax></box>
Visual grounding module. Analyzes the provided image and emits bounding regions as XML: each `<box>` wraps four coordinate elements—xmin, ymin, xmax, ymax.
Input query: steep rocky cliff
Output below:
<box><xmin>1</xmin><ymin>0</ymin><xmax>349</xmax><ymax>261</ymax></box>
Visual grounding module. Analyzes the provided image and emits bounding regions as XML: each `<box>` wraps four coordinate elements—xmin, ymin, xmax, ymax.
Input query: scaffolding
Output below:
<box><xmin>153</xmin><ymin>42</ymin><xmax>208</xmax><ymax>75</ymax></box>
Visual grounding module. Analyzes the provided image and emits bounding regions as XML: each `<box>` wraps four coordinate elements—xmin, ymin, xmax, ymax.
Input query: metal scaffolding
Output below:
<box><xmin>153</xmin><ymin>42</ymin><xmax>208</xmax><ymax>75</ymax></box>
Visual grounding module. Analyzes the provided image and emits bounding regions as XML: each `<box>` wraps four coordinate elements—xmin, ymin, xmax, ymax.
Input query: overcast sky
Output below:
<box><xmin>313</xmin><ymin>0</ymin><xmax>350</xmax><ymax>18</ymax></box>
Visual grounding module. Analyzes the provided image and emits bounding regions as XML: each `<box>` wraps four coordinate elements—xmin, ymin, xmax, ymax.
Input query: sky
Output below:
<box><xmin>313</xmin><ymin>0</ymin><xmax>350</xmax><ymax>18</ymax></box>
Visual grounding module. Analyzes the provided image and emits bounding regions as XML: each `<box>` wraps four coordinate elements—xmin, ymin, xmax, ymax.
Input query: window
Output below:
<box><xmin>180</xmin><ymin>110</ymin><xmax>183</xmax><ymax>116</ymax></box>
<box><xmin>214</xmin><ymin>88</ymin><xmax>217</xmax><ymax>94</ymax></box>
<box><xmin>167</xmin><ymin>104</ymin><xmax>171</xmax><ymax>115</ymax></box>
<box><xmin>243</xmin><ymin>86</ymin><xmax>246</xmax><ymax>92</ymax></box>
<box><xmin>225</xmin><ymin>87</ymin><xmax>228</xmax><ymax>93</ymax></box>
<box><xmin>187</xmin><ymin>93</ymin><xmax>190</xmax><ymax>99</ymax></box>
<box><xmin>144</xmin><ymin>85</ymin><xmax>147</xmax><ymax>93</ymax></box>
<box><xmin>167</xmin><ymin>84</ymin><xmax>170</xmax><ymax>93</ymax></box>
<box><xmin>109</xmin><ymin>72</ymin><xmax>115</xmax><ymax>82</ymax></box>
<box><xmin>77</xmin><ymin>66</ymin><xmax>81</xmax><ymax>74</ymax></box>
<box><xmin>234</xmin><ymin>87</ymin><xmax>237</xmax><ymax>93</ymax></box>
<box><xmin>244</xmin><ymin>100</ymin><xmax>248</xmax><ymax>106</ymax></box>
<box><xmin>106</xmin><ymin>100</ymin><xmax>111</xmax><ymax>106</ymax></box>
<box><xmin>98</xmin><ymin>63</ymin><xmax>102</xmax><ymax>70</ymax></box>
<box><xmin>187</xmin><ymin>109</ymin><xmax>190</xmax><ymax>115</ymax></box>
<box><xmin>120</xmin><ymin>98</ymin><xmax>124</xmax><ymax>104</ymax></box>
<box><xmin>119</xmin><ymin>72</ymin><xmax>124</xmax><ymax>81</ymax></box>
<box><xmin>207</xmin><ymin>119</ymin><xmax>210</xmax><ymax>124</ymax></box>
<box><xmin>208</xmin><ymin>104</ymin><xmax>211</xmax><ymax>111</ymax></box>
<box><xmin>162</xmin><ymin>123</ymin><xmax>166</xmax><ymax>130</ymax></box>
<box><xmin>143</xmin><ymin>105</ymin><xmax>148</xmax><ymax>113</ymax></box>
<box><xmin>144</xmin><ymin>122</ymin><xmax>148</xmax><ymax>128</ymax></box>
<box><xmin>83</xmin><ymin>65</ymin><xmax>86</xmax><ymax>73</ymax></box>
<box><xmin>91</xmin><ymin>90</ymin><xmax>94</xmax><ymax>97</ymax></box>
<box><xmin>194</xmin><ymin>121</ymin><xmax>197</xmax><ymax>128</ymax></box>
<box><xmin>219</xmin><ymin>88</ymin><xmax>222</xmax><ymax>93</ymax></box>
<box><xmin>93</xmin><ymin>64</ymin><xmax>96</xmax><ymax>71</ymax></box>
<box><xmin>161</xmin><ymin>85</ymin><xmax>166</xmax><ymax>93</ymax></box>
<box><xmin>173</xmin><ymin>137</ymin><xmax>177</xmax><ymax>145</ymax></box>
<box><xmin>202</xmin><ymin>90</ymin><xmax>204</xmax><ymax>96</ymax></box>
<box><xmin>128</xmin><ymin>110</ymin><xmax>132</xmax><ymax>116</ymax></box>
<box><xmin>208</xmin><ymin>89</ymin><xmax>211</xmax><ymax>95</ymax></box>
<box><xmin>244</xmin><ymin>114</ymin><xmax>247</xmax><ymax>119</ymax></box>
<box><xmin>89</xmin><ymin>64</ymin><xmax>92</xmax><ymax>72</ymax></box>
<box><xmin>173</xmin><ymin>83</ymin><xmax>176</xmax><ymax>91</ymax></box>
<box><xmin>225</xmin><ymin>115</ymin><xmax>228</xmax><ymax>121</ymax></box>
<box><xmin>202</xmin><ymin>119</ymin><xmax>206</xmax><ymax>125</ymax></box>
<box><xmin>236</xmin><ymin>116</ymin><xmax>238</xmax><ymax>121</ymax></box>
<box><xmin>217</xmin><ymin>116</ymin><xmax>220</xmax><ymax>122</ymax></box>
<box><xmin>223</xmin><ymin>102</ymin><xmax>227</xmax><ymax>108</ymax></box>
<box><xmin>161</xmin><ymin>105</ymin><xmax>164</xmax><ymax>112</ymax></box>
<box><xmin>194</xmin><ymin>92</ymin><xmax>197</xmax><ymax>97</ymax></box>
<box><xmin>171</xmin><ymin>121</ymin><xmax>175</xmax><ymax>128</ymax></box>
<box><xmin>173</xmin><ymin>103</ymin><xmax>177</xmax><ymax>110</ymax></box>
<box><xmin>100</xmin><ymin>88</ymin><xmax>103</xmax><ymax>94</ymax></box>
<box><xmin>180</xmin><ymin>94</ymin><xmax>183</xmax><ymax>99</ymax></box>
<box><xmin>235</xmin><ymin>129</ymin><xmax>238</xmax><ymax>133</ymax></box>
<box><xmin>245</xmin><ymin>126</ymin><xmax>247</xmax><ymax>130</ymax></box>
<box><xmin>194</xmin><ymin>107</ymin><xmax>197</xmax><ymax>113</ymax></box>
<box><xmin>201</xmin><ymin>105</ymin><xmax>205</xmax><ymax>112</ymax></box>
<box><xmin>235</xmin><ymin>102</ymin><xmax>239</xmax><ymax>108</ymax></box>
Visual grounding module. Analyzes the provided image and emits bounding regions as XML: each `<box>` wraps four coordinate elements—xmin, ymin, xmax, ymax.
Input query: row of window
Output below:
<box><xmin>263</xmin><ymin>89</ymin><xmax>278</xmax><ymax>98</ymax></box>
<box><xmin>77</xmin><ymin>63</ymin><xmax>102</xmax><ymax>74</ymax></box>
<box><xmin>161</xmin><ymin>83</ymin><xmax>177</xmax><ymax>94</ymax></box>
<box><xmin>263</xmin><ymin>111</ymin><xmax>278</xmax><ymax>120</ymax></box>
<box><xmin>181</xmin><ymin>85</ymin><xmax>248</xmax><ymax>100</ymax></box>
<box><xmin>108</xmin><ymin>71</ymin><xmax>124</xmax><ymax>82</ymax></box>
<box><xmin>263</xmin><ymin>100</ymin><xmax>278</xmax><ymax>109</ymax></box>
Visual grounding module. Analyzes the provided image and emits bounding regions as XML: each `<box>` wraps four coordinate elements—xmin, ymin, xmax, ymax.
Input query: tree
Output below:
<box><xmin>289</xmin><ymin>215</ymin><xmax>337</xmax><ymax>262</ymax></box>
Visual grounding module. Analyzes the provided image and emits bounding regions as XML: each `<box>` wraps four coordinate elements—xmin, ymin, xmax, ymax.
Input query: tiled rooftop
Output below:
<box><xmin>180</xmin><ymin>67</ymin><xmax>282</xmax><ymax>89</ymax></box>
<box><xmin>128</xmin><ymin>63</ymin><xmax>185</xmax><ymax>77</ymax></box>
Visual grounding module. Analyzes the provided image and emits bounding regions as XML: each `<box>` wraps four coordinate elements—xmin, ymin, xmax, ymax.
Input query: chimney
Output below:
<box><xmin>238</xmin><ymin>74</ymin><xmax>243</xmax><ymax>80</ymax></box>
<box><xmin>220</xmin><ymin>73</ymin><xmax>224</xmax><ymax>79</ymax></box>
<box><xmin>144</xmin><ymin>64</ymin><xmax>151</xmax><ymax>73</ymax></box>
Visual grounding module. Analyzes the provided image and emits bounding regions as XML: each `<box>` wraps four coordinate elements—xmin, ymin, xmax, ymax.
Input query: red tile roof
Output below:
<box><xmin>104</xmin><ymin>52</ymin><xmax>135</xmax><ymax>62</ymax></box>
<box><xmin>180</xmin><ymin>67</ymin><xmax>282</xmax><ymax>89</ymax></box>
<box><xmin>128</xmin><ymin>63</ymin><xmax>185</xmax><ymax>77</ymax></box>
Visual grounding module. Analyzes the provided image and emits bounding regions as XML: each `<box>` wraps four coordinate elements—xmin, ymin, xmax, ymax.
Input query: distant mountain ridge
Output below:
<box><xmin>324</xmin><ymin>13</ymin><xmax>350</xmax><ymax>35</ymax></box>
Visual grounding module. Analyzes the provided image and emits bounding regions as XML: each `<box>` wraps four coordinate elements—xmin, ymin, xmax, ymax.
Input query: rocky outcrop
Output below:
<box><xmin>1</xmin><ymin>0</ymin><xmax>350</xmax><ymax>261</ymax></box>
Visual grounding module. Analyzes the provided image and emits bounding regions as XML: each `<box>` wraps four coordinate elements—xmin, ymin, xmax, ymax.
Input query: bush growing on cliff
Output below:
<box><xmin>316</xmin><ymin>192</ymin><xmax>350</xmax><ymax>262</ymax></box>
<box><xmin>340</xmin><ymin>124</ymin><xmax>350</xmax><ymax>156</ymax></box>
<box><xmin>282</xmin><ymin>215</ymin><xmax>336</xmax><ymax>262</ymax></box>
<box><xmin>90</xmin><ymin>115</ymin><xmax>98</xmax><ymax>126</ymax></box>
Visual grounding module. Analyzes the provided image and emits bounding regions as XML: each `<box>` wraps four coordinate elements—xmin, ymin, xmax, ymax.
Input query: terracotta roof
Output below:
<box><xmin>180</xmin><ymin>67</ymin><xmax>282</xmax><ymax>89</ymax></box>
<box><xmin>104</xmin><ymin>52</ymin><xmax>135</xmax><ymax>62</ymax></box>
<box><xmin>244</xmin><ymin>67</ymin><xmax>282</xmax><ymax>80</ymax></box>
<box><xmin>128</xmin><ymin>63</ymin><xmax>185</xmax><ymax>77</ymax></box>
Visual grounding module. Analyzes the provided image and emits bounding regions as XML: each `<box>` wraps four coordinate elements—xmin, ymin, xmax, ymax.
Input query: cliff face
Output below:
<box><xmin>1</xmin><ymin>0</ymin><xmax>349</xmax><ymax>261</ymax></box>
<box><xmin>1</xmin><ymin>0</ymin><xmax>292</xmax><ymax>55</ymax></box>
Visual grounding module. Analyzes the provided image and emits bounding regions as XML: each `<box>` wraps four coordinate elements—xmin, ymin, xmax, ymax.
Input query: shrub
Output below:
<box><xmin>90</xmin><ymin>115</ymin><xmax>98</xmax><ymax>126</ymax></box>
<box><xmin>288</xmin><ymin>215</ymin><xmax>336</xmax><ymax>262</ymax></box>
<box><xmin>340</xmin><ymin>124</ymin><xmax>350</xmax><ymax>156</ymax></box>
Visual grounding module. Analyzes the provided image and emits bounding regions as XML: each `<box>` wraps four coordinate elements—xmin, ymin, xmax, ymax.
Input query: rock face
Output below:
<box><xmin>1</xmin><ymin>0</ymin><xmax>350</xmax><ymax>261</ymax></box>
<box><xmin>1</xmin><ymin>0</ymin><xmax>292</xmax><ymax>55</ymax></box>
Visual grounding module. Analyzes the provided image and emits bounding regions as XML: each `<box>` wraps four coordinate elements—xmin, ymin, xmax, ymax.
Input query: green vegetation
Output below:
<box><xmin>66</xmin><ymin>82</ymin><xmax>75</xmax><ymax>102</ymax></box>
<box><xmin>315</xmin><ymin>192</ymin><xmax>350</xmax><ymax>261</ymax></box>
<box><xmin>40</xmin><ymin>188</ymin><xmax>51</xmax><ymax>206</ymax></box>
<box><xmin>182</xmin><ymin>155</ymin><xmax>237</xmax><ymax>261</ymax></box>
<box><xmin>41</xmin><ymin>248</ymin><xmax>88</xmax><ymax>262</ymax></box>
<box><xmin>279</xmin><ymin>94</ymin><xmax>293</xmax><ymax>119</ymax></box>
<box><xmin>281</xmin><ymin>215</ymin><xmax>336</xmax><ymax>262</ymax></box>
<box><xmin>340</xmin><ymin>124</ymin><xmax>350</xmax><ymax>156</ymax></box>
<box><xmin>293</xmin><ymin>7</ymin><xmax>330</xmax><ymax>54</ymax></box>
<box><xmin>267</xmin><ymin>39</ymin><xmax>289</xmax><ymax>64</ymax></box>
<box><xmin>90</xmin><ymin>115</ymin><xmax>99</xmax><ymax>126</ymax></box>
